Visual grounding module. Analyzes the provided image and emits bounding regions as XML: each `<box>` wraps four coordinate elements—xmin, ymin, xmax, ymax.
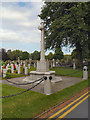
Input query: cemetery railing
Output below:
<box><xmin>0</xmin><ymin>76</ymin><xmax>47</xmax><ymax>99</ymax></box>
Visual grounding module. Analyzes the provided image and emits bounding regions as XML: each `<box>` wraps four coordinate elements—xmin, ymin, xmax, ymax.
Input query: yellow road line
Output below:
<box><xmin>47</xmin><ymin>91</ymin><xmax>88</xmax><ymax>119</ymax></box>
<box><xmin>56</xmin><ymin>95</ymin><xmax>88</xmax><ymax>119</ymax></box>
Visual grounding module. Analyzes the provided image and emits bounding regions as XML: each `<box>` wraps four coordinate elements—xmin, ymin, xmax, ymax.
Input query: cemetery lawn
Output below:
<box><xmin>50</xmin><ymin>67</ymin><xmax>83</xmax><ymax>77</ymax></box>
<box><xmin>2</xmin><ymin>79</ymin><xmax>88</xmax><ymax>118</ymax></box>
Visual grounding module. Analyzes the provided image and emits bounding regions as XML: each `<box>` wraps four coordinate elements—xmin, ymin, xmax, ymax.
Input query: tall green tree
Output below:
<box><xmin>30</xmin><ymin>51</ymin><xmax>40</xmax><ymax>60</ymax></box>
<box><xmin>46</xmin><ymin>52</ymin><xmax>54</xmax><ymax>60</ymax></box>
<box><xmin>54</xmin><ymin>48</ymin><xmax>64</xmax><ymax>60</ymax></box>
<box><xmin>39</xmin><ymin>2</ymin><xmax>89</xmax><ymax>68</ymax></box>
<box><xmin>22</xmin><ymin>51</ymin><xmax>29</xmax><ymax>60</ymax></box>
<box><xmin>1</xmin><ymin>48</ymin><xmax>9</xmax><ymax>61</ymax></box>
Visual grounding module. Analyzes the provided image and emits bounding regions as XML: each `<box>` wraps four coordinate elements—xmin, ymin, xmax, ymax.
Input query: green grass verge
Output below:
<box><xmin>50</xmin><ymin>67</ymin><xmax>83</xmax><ymax>77</ymax></box>
<box><xmin>2</xmin><ymin>79</ymin><xmax>88</xmax><ymax>118</ymax></box>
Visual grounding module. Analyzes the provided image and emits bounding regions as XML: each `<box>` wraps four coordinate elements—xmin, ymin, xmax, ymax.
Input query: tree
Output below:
<box><xmin>39</xmin><ymin>2</ymin><xmax>89</xmax><ymax>68</ymax></box>
<box><xmin>46</xmin><ymin>52</ymin><xmax>54</xmax><ymax>60</ymax></box>
<box><xmin>7</xmin><ymin>49</ymin><xmax>14</xmax><ymax>60</ymax></box>
<box><xmin>0</xmin><ymin>48</ymin><xmax>9</xmax><ymax>61</ymax></box>
<box><xmin>12</xmin><ymin>50</ymin><xmax>22</xmax><ymax>60</ymax></box>
<box><xmin>30</xmin><ymin>51</ymin><xmax>40</xmax><ymax>60</ymax></box>
<box><xmin>54</xmin><ymin>48</ymin><xmax>64</xmax><ymax>60</ymax></box>
<box><xmin>22</xmin><ymin>51</ymin><xmax>29</xmax><ymax>60</ymax></box>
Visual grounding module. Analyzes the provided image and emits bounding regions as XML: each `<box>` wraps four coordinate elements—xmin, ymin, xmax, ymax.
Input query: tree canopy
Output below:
<box><xmin>39</xmin><ymin>2</ymin><xmax>89</xmax><ymax>67</ymax></box>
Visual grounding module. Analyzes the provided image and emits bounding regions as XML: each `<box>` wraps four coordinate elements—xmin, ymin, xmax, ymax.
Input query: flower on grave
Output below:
<box><xmin>2</xmin><ymin>66</ymin><xmax>5</xmax><ymax>69</ymax></box>
<box><xmin>13</xmin><ymin>64</ymin><xmax>16</xmax><ymax>70</ymax></box>
<box><xmin>14</xmin><ymin>70</ymin><xmax>16</xmax><ymax>73</ymax></box>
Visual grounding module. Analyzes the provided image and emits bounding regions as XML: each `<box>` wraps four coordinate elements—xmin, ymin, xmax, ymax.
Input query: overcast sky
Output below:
<box><xmin>0</xmin><ymin>2</ymin><xmax>73</xmax><ymax>55</ymax></box>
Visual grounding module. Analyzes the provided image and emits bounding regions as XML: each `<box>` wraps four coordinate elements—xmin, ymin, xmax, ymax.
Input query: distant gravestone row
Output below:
<box><xmin>1</xmin><ymin>61</ymin><xmax>31</xmax><ymax>78</ymax></box>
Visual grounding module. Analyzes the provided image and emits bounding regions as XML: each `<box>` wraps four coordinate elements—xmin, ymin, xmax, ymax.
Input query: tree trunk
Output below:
<box><xmin>76</xmin><ymin>42</ymin><xmax>83</xmax><ymax>68</ymax></box>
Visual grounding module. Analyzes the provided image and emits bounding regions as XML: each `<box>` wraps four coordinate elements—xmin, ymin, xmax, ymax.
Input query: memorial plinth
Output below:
<box><xmin>30</xmin><ymin>22</ymin><xmax>55</xmax><ymax>81</ymax></box>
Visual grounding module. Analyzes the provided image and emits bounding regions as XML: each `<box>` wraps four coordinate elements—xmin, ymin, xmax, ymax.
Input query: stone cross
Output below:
<box><xmin>38</xmin><ymin>22</ymin><xmax>45</xmax><ymax>61</ymax></box>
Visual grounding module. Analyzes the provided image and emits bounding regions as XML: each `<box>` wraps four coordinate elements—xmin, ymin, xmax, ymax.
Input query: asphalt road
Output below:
<box><xmin>46</xmin><ymin>91</ymin><xmax>89</xmax><ymax>120</ymax></box>
<box><xmin>64</xmin><ymin>97</ymin><xmax>88</xmax><ymax>118</ymax></box>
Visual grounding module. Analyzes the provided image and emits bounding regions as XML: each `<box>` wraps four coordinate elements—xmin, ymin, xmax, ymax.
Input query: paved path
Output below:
<box><xmin>1</xmin><ymin>76</ymin><xmax>83</xmax><ymax>94</ymax></box>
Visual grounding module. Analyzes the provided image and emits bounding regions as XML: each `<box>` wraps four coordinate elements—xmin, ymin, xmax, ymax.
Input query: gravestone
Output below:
<box><xmin>18</xmin><ymin>65</ymin><xmax>20</xmax><ymax>74</ymax></box>
<box><xmin>53</xmin><ymin>59</ymin><xmax>55</xmax><ymax>67</ymax></box>
<box><xmin>73</xmin><ymin>62</ymin><xmax>76</xmax><ymax>70</ymax></box>
<box><xmin>11</xmin><ymin>64</ymin><xmax>14</xmax><ymax>73</ymax></box>
<box><xmin>25</xmin><ymin>67</ymin><xmax>28</xmax><ymax>75</ymax></box>
<box><xmin>3</xmin><ymin>69</ymin><xmax>7</xmax><ymax>78</ymax></box>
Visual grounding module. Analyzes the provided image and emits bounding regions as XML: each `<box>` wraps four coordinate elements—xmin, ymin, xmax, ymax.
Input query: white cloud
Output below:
<box><xmin>0</xmin><ymin>2</ymin><xmax>43</xmax><ymax>46</ymax></box>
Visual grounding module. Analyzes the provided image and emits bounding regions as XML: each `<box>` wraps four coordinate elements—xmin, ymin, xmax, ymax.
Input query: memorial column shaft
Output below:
<box><xmin>40</xmin><ymin>22</ymin><xmax>45</xmax><ymax>61</ymax></box>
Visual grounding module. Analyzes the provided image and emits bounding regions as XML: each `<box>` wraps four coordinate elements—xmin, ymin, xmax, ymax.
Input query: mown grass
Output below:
<box><xmin>50</xmin><ymin>67</ymin><xmax>83</xmax><ymax>77</ymax></box>
<box><xmin>2</xmin><ymin>79</ymin><xmax>88</xmax><ymax>119</ymax></box>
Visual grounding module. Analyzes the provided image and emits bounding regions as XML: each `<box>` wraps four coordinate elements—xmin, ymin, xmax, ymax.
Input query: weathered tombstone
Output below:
<box><xmin>11</xmin><ymin>64</ymin><xmax>14</xmax><ymax>73</ymax></box>
<box><xmin>53</xmin><ymin>59</ymin><xmax>55</xmax><ymax>67</ymax></box>
<box><xmin>83</xmin><ymin>66</ymin><xmax>88</xmax><ymax>80</ymax></box>
<box><xmin>18</xmin><ymin>66</ymin><xmax>20</xmax><ymax>74</ymax></box>
<box><xmin>25</xmin><ymin>67</ymin><xmax>28</xmax><ymax>75</ymax></box>
<box><xmin>3</xmin><ymin>69</ymin><xmax>7</xmax><ymax>78</ymax></box>
<box><xmin>73</xmin><ymin>62</ymin><xmax>76</xmax><ymax>70</ymax></box>
<box><xmin>6</xmin><ymin>65</ymin><xmax>8</xmax><ymax>70</ymax></box>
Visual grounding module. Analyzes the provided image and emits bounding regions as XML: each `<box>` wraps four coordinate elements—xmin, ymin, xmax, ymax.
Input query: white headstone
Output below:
<box><xmin>11</xmin><ymin>64</ymin><xmax>14</xmax><ymax>73</ymax></box>
<box><xmin>6</xmin><ymin>65</ymin><xmax>8</xmax><ymax>70</ymax></box>
<box><xmin>3</xmin><ymin>69</ymin><xmax>7</xmax><ymax>78</ymax></box>
<box><xmin>53</xmin><ymin>59</ymin><xmax>55</xmax><ymax>67</ymax></box>
<box><xmin>25</xmin><ymin>67</ymin><xmax>28</xmax><ymax>75</ymax></box>
<box><xmin>83</xmin><ymin>66</ymin><xmax>88</xmax><ymax>80</ymax></box>
<box><xmin>18</xmin><ymin>66</ymin><xmax>20</xmax><ymax>74</ymax></box>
